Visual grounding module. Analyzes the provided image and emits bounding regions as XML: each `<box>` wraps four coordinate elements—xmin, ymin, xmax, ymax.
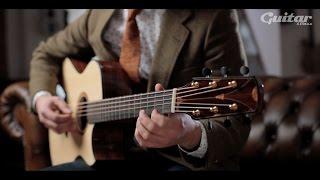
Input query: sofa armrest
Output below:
<box><xmin>0</xmin><ymin>81</ymin><xmax>50</xmax><ymax>170</ymax></box>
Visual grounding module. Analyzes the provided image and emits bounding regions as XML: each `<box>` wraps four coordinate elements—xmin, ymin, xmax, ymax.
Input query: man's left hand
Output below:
<box><xmin>134</xmin><ymin>83</ymin><xmax>202</xmax><ymax>150</ymax></box>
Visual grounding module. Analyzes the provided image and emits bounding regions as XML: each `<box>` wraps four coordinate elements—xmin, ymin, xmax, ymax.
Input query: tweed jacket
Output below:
<box><xmin>29</xmin><ymin>9</ymin><xmax>250</xmax><ymax>170</ymax></box>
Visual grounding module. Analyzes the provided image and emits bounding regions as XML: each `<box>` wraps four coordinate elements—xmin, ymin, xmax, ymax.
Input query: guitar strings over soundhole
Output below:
<box><xmin>78</xmin><ymin>96</ymin><xmax>88</xmax><ymax>133</ymax></box>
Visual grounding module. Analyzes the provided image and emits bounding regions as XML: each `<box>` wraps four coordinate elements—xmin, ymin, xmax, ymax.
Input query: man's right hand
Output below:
<box><xmin>36</xmin><ymin>95</ymin><xmax>76</xmax><ymax>134</ymax></box>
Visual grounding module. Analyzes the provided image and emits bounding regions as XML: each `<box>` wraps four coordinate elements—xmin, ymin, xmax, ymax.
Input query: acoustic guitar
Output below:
<box><xmin>49</xmin><ymin>58</ymin><xmax>264</xmax><ymax>166</ymax></box>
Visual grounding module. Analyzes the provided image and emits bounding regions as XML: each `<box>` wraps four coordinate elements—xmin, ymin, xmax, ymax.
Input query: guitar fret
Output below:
<box><xmin>87</xmin><ymin>91</ymin><xmax>173</xmax><ymax>123</ymax></box>
<box><xmin>110</xmin><ymin>99</ymin><xmax>113</xmax><ymax>120</ymax></box>
<box><xmin>123</xmin><ymin>97</ymin><xmax>126</xmax><ymax>119</ymax></box>
<box><xmin>101</xmin><ymin>101</ymin><xmax>104</xmax><ymax>122</ymax></box>
<box><xmin>153</xmin><ymin>93</ymin><xmax>156</xmax><ymax>111</ymax></box>
<box><xmin>133</xmin><ymin>96</ymin><xmax>135</xmax><ymax>119</ymax></box>
<box><xmin>139</xmin><ymin>94</ymin><xmax>142</xmax><ymax>116</ymax></box>
<box><xmin>162</xmin><ymin>92</ymin><xmax>164</xmax><ymax>114</ymax></box>
<box><xmin>146</xmin><ymin>93</ymin><xmax>149</xmax><ymax>114</ymax></box>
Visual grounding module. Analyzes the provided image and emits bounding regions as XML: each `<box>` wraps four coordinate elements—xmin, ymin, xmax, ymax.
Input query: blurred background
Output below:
<box><xmin>0</xmin><ymin>9</ymin><xmax>319</xmax><ymax>171</ymax></box>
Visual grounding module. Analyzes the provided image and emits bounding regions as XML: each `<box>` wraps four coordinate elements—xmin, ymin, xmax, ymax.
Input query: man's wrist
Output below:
<box><xmin>178</xmin><ymin>121</ymin><xmax>202</xmax><ymax>150</ymax></box>
<box><xmin>32</xmin><ymin>91</ymin><xmax>52</xmax><ymax>113</ymax></box>
<box><xmin>178</xmin><ymin>121</ymin><xmax>208</xmax><ymax>158</ymax></box>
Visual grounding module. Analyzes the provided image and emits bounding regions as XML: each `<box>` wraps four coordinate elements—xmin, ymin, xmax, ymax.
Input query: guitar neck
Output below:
<box><xmin>75</xmin><ymin>76</ymin><xmax>263</xmax><ymax>123</ymax></box>
<box><xmin>77</xmin><ymin>89</ymin><xmax>176</xmax><ymax>124</ymax></box>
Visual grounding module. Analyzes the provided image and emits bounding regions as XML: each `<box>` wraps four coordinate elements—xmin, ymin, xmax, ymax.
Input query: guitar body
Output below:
<box><xmin>49</xmin><ymin>58</ymin><xmax>134</xmax><ymax>166</ymax></box>
<box><xmin>49</xmin><ymin>58</ymin><xmax>264</xmax><ymax>167</ymax></box>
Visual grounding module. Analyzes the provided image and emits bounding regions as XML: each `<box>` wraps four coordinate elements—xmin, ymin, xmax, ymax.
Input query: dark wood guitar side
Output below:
<box><xmin>67</xmin><ymin>59</ymin><xmax>143</xmax><ymax>162</ymax></box>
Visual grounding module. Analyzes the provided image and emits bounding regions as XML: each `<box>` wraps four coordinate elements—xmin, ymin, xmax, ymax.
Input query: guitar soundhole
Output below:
<box><xmin>78</xmin><ymin>96</ymin><xmax>88</xmax><ymax>132</ymax></box>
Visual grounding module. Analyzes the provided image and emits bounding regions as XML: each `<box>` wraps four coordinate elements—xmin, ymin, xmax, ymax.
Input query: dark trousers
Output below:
<box><xmin>42</xmin><ymin>127</ymin><xmax>189</xmax><ymax>171</ymax></box>
<box><xmin>41</xmin><ymin>157</ymin><xmax>189</xmax><ymax>171</ymax></box>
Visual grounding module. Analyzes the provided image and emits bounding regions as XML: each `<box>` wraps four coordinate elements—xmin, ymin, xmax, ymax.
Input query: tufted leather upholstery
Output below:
<box><xmin>1</xmin><ymin>76</ymin><xmax>320</xmax><ymax>170</ymax></box>
<box><xmin>241</xmin><ymin>76</ymin><xmax>320</xmax><ymax>162</ymax></box>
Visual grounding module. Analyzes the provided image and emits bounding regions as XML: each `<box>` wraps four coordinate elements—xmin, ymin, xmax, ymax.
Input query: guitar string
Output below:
<box><xmin>77</xmin><ymin>93</ymin><xmax>173</xmax><ymax>110</ymax></box>
<box><xmin>89</xmin><ymin>110</ymin><xmax>208</xmax><ymax>123</ymax></box>
<box><xmin>77</xmin><ymin>98</ymin><xmax>172</xmax><ymax>113</ymax></box>
<box><xmin>77</xmin><ymin>89</ymin><xmax>172</xmax><ymax>106</ymax></box>
<box><xmin>171</xmin><ymin>85</ymin><xmax>213</xmax><ymax>95</ymax></box>
<box><xmin>77</xmin><ymin>84</ymin><xmax>233</xmax><ymax>109</ymax></box>
<box><xmin>77</xmin><ymin>102</ymin><xmax>232</xmax><ymax>117</ymax></box>
<box><xmin>77</xmin><ymin>101</ymin><xmax>231</xmax><ymax>114</ymax></box>
<box><xmin>76</xmin><ymin>86</ymin><xmax>193</xmax><ymax>108</ymax></box>
<box><xmin>76</xmin><ymin>86</ymin><xmax>231</xmax><ymax>114</ymax></box>
<box><xmin>83</xmin><ymin>103</ymin><xmax>233</xmax><ymax>121</ymax></box>
<box><xmin>76</xmin><ymin>84</ymin><xmax>219</xmax><ymax>108</ymax></box>
<box><xmin>77</xmin><ymin>100</ymin><xmax>235</xmax><ymax>118</ymax></box>
<box><xmin>76</xmin><ymin>86</ymin><xmax>235</xmax><ymax>117</ymax></box>
<box><xmin>76</xmin><ymin>86</ymin><xmax>192</xmax><ymax>107</ymax></box>
<box><xmin>88</xmin><ymin>109</ymin><xmax>228</xmax><ymax>123</ymax></box>
<box><xmin>76</xmin><ymin>84</ymin><xmax>235</xmax><ymax>115</ymax></box>
<box><xmin>77</xmin><ymin>96</ymin><xmax>174</xmax><ymax>117</ymax></box>
<box><xmin>178</xmin><ymin>86</ymin><xmax>232</xmax><ymax>99</ymax></box>
<box><xmin>81</xmin><ymin>103</ymin><xmax>172</xmax><ymax>119</ymax></box>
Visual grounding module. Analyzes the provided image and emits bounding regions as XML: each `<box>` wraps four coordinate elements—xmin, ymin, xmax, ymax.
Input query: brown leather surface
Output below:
<box><xmin>0</xmin><ymin>81</ymin><xmax>50</xmax><ymax>170</ymax></box>
<box><xmin>2</xmin><ymin>75</ymin><xmax>320</xmax><ymax>170</ymax></box>
<box><xmin>0</xmin><ymin>82</ymin><xmax>28</xmax><ymax>140</ymax></box>
<box><xmin>241</xmin><ymin>75</ymin><xmax>320</xmax><ymax>161</ymax></box>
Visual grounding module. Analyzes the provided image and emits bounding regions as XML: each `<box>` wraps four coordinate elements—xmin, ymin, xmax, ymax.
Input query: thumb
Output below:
<box><xmin>155</xmin><ymin>83</ymin><xmax>165</xmax><ymax>92</ymax></box>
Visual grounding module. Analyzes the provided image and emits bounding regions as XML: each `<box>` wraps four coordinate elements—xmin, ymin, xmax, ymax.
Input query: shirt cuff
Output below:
<box><xmin>178</xmin><ymin>121</ymin><xmax>208</xmax><ymax>158</ymax></box>
<box><xmin>32</xmin><ymin>90</ymin><xmax>52</xmax><ymax>113</ymax></box>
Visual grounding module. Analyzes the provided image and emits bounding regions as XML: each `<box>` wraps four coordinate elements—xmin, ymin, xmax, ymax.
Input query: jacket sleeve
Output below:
<box><xmin>194</xmin><ymin>9</ymin><xmax>250</xmax><ymax>170</ymax></box>
<box><xmin>29</xmin><ymin>10</ymin><xmax>94</xmax><ymax>99</ymax></box>
<box><xmin>158</xmin><ymin>9</ymin><xmax>251</xmax><ymax>171</ymax></box>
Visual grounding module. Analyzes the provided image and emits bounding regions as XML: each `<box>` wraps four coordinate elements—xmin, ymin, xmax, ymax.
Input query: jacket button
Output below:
<box><xmin>208</xmin><ymin>121</ymin><xmax>213</xmax><ymax>130</ymax></box>
<box><xmin>223</xmin><ymin>119</ymin><xmax>231</xmax><ymax>128</ymax></box>
<box><xmin>243</xmin><ymin>115</ymin><xmax>252</xmax><ymax>125</ymax></box>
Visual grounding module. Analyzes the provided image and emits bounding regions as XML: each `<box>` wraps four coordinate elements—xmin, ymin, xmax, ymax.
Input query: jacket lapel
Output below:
<box><xmin>92</xmin><ymin>9</ymin><xmax>116</xmax><ymax>60</ymax></box>
<box><xmin>147</xmin><ymin>10</ymin><xmax>192</xmax><ymax>91</ymax></box>
<box><xmin>92</xmin><ymin>9</ymin><xmax>192</xmax><ymax>90</ymax></box>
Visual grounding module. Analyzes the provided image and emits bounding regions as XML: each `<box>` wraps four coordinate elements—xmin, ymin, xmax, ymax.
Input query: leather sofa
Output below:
<box><xmin>0</xmin><ymin>82</ymin><xmax>50</xmax><ymax>170</ymax></box>
<box><xmin>1</xmin><ymin>76</ymin><xmax>320</xmax><ymax>170</ymax></box>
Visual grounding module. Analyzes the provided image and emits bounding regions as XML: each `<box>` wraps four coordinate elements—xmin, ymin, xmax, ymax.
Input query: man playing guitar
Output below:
<box><xmin>29</xmin><ymin>9</ymin><xmax>252</xmax><ymax>171</ymax></box>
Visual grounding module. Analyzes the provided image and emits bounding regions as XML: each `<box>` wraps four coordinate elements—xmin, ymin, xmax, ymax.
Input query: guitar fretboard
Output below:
<box><xmin>76</xmin><ymin>90</ymin><xmax>174</xmax><ymax>123</ymax></box>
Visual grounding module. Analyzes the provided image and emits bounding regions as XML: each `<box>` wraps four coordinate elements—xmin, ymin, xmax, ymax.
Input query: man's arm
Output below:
<box><xmin>157</xmin><ymin>9</ymin><xmax>250</xmax><ymax>170</ymax></box>
<box><xmin>192</xmin><ymin>9</ymin><xmax>250</xmax><ymax>170</ymax></box>
<box><xmin>29</xmin><ymin>10</ymin><xmax>96</xmax><ymax>133</ymax></box>
<box><xmin>29</xmin><ymin>10</ymin><xmax>93</xmax><ymax>100</ymax></box>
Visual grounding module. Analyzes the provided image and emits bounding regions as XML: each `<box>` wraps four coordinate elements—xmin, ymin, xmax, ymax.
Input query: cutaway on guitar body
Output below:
<box><xmin>49</xmin><ymin>58</ymin><xmax>132</xmax><ymax>166</ymax></box>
